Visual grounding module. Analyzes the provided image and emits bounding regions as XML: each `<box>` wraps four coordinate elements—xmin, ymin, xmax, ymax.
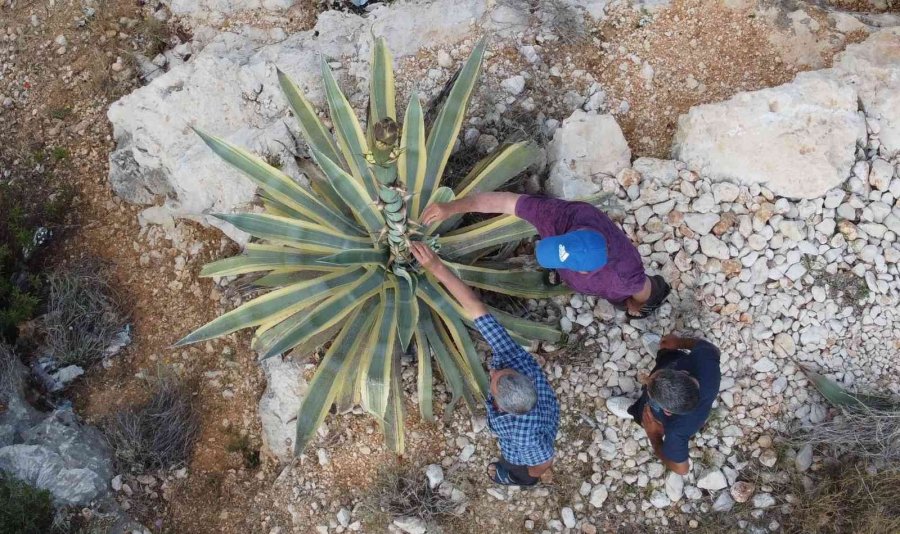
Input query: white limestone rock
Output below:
<box><xmin>673</xmin><ymin>72</ymin><xmax>865</xmax><ymax>199</ymax></box>
<box><xmin>107</xmin><ymin>1</ymin><xmax>489</xmax><ymax>244</ymax></box>
<box><xmin>259</xmin><ymin>357</ymin><xmax>307</xmax><ymax>461</ymax></box>
<box><xmin>697</xmin><ymin>469</ymin><xmax>728</xmax><ymax>491</ymax></box>
<box><xmin>829</xmin><ymin>28</ymin><xmax>900</xmax><ymax>155</ymax></box>
<box><xmin>546</xmin><ymin>111</ymin><xmax>631</xmax><ymax>199</ymax></box>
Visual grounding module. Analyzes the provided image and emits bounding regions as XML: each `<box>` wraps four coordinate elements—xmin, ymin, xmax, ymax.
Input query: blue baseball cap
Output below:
<box><xmin>535</xmin><ymin>229</ymin><xmax>607</xmax><ymax>272</ymax></box>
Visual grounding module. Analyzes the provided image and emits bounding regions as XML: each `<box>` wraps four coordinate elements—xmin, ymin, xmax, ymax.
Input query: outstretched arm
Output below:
<box><xmin>420</xmin><ymin>192</ymin><xmax>522</xmax><ymax>226</ymax></box>
<box><xmin>410</xmin><ymin>241</ymin><xmax>487</xmax><ymax>320</ymax></box>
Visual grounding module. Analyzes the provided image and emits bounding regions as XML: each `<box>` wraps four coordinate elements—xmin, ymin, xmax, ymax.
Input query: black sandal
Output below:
<box><xmin>487</xmin><ymin>462</ymin><xmax>517</xmax><ymax>485</ymax></box>
<box><xmin>626</xmin><ymin>276</ymin><xmax>671</xmax><ymax>320</ymax></box>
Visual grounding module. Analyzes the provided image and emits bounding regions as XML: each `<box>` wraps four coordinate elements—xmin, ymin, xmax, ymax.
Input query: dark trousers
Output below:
<box><xmin>498</xmin><ymin>457</ymin><xmax>540</xmax><ymax>486</ymax></box>
<box><xmin>611</xmin><ymin>274</ymin><xmax>671</xmax><ymax>310</ymax></box>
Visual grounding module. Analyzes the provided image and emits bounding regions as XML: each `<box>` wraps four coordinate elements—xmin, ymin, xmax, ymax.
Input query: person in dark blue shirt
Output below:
<box><xmin>607</xmin><ymin>334</ymin><xmax>721</xmax><ymax>474</ymax></box>
<box><xmin>411</xmin><ymin>242</ymin><xmax>560</xmax><ymax>486</ymax></box>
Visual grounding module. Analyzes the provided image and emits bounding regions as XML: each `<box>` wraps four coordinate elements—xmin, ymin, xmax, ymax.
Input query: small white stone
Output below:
<box><xmin>501</xmin><ymin>75</ymin><xmax>526</xmax><ymax>96</ymax></box>
<box><xmin>665</xmin><ymin>472</ymin><xmax>684</xmax><ymax>502</ymax></box>
<box><xmin>795</xmin><ymin>444</ymin><xmax>813</xmax><ymax>472</ymax></box>
<box><xmin>753</xmin><ymin>493</ymin><xmax>776</xmax><ymax>509</ymax></box>
<box><xmin>425</xmin><ymin>464</ymin><xmax>444</xmax><ymax>488</ymax></box>
<box><xmin>437</xmin><ymin>50</ymin><xmax>452</xmax><ymax>68</ymax></box>
<box><xmin>752</xmin><ymin>357</ymin><xmax>777</xmax><ymax>373</ymax></box>
<box><xmin>713</xmin><ymin>492</ymin><xmax>735</xmax><ymax>512</ymax></box>
<box><xmin>590</xmin><ymin>485</ymin><xmax>608</xmax><ymax>508</ymax></box>
<box><xmin>561</xmin><ymin>507</ymin><xmax>576</xmax><ymax>528</ymax></box>
<box><xmin>697</xmin><ymin>469</ymin><xmax>728</xmax><ymax>491</ymax></box>
<box><xmin>649</xmin><ymin>490</ymin><xmax>671</xmax><ymax>509</ymax></box>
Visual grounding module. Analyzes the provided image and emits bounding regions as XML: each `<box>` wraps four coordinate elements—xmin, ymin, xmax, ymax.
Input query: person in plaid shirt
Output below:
<box><xmin>411</xmin><ymin>242</ymin><xmax>560</xmax><ymax>486</ymax></box>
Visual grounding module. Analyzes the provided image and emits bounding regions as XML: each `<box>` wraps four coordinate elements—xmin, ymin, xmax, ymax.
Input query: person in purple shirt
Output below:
<box><xmin>421</xmin><ymin>192</ymin><xmax>670</xmax><ymax>317</ymax></box>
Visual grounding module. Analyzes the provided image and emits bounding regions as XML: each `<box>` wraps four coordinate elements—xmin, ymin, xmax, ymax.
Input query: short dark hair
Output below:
<box><xmin>495</xmin><ymin>372</ymin><xmax>537</xmax><ymax>414</ymax></box>
<box><xmin>648</xmin><ymin>369</ymin><xmax>700</xmax><ymax>414</ymax></box>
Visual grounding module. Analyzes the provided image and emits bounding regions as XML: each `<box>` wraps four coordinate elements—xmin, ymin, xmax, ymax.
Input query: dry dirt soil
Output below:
<box><xmin>0</xmin><ymin>0</ymin><xmax>880</xmax><ymax>532</ymax></box>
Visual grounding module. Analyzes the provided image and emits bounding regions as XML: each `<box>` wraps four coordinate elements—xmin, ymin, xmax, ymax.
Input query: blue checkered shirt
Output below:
<box><xmin>474</xmin><ymin>314</ymin><xmax>560</xmax><ymax>466</ymax></box>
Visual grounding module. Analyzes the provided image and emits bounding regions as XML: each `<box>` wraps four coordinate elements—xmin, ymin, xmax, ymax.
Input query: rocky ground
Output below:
<box><xmin>2</xmin><ymin>0</ymin><xmax>900</xmax><ymax>533</ymax></box>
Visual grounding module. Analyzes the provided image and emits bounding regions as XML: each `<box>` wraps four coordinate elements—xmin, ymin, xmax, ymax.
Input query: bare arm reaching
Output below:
<box><xmin>410</xmin><ymin>241</ymin><xmax>488</xmax><ymax>319</ymax></box>
<box><xmin>420</xmin><ymin>192</ymin><xmax>523</xmax><ymax>226</ymax></box>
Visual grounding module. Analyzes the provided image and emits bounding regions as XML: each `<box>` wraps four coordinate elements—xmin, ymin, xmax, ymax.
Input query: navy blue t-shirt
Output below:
<box><xmin>632</xmin><ymin>340</ymin><xmax>721</xmax><ymax>463</ymax></box>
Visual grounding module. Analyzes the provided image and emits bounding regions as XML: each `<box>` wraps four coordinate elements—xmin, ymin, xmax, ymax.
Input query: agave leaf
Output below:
<box><xmin>293</xmin><ymin>303</ymin><xmax>373</xmax><ymax>455</ymax></box>
<box><xmin>381</xmin><ymin>353</ymin><xmax>405</xmax><ymax>454</ymax></box>
<box><xmin>369</xmin><ymin>36</ymin><xmax>396</xmax><ymax>127</ymax></box>
<box><xmin>254</xmin><ymin>270</ymin><xmax>321</xmax><ymax>288</ymax></box>
<box><xmin>176</xmin><ymin>268</ymin><xmax>364</xmax><ymax>346</ymax></box>
<box><xmin>193</xmin><ymin>128</ymin><xmax>363</xmax><ymax>237</ymax></box>
<box><xmin>416</xmin><ymin>278</ymin><xmax>489</xmax><ymax>396</ymax></box>
<box><xmin>414</xmin><ymin>326</ymin><xmax>434</xmax><ymax>422</ymax></box>
<box><xmin>320</xmin><ymin>61</ymin><xmax>378</xmax><ymax>198</ymax></box>
<box><xmin>317</xmin><ymin>248</ymin><xmax>389</xmax><ymax>267</ymax></box>
<box><xmin>395</xmin><ymin>273</ymin><xmax>419</xmax><ymax>351</ymax></box>
<box><xmin>801</xmin><ymin>365</ymin><xmax>897</xmax><ymax>411</ymax></box>
<box><xmin>277</xmin><ymin>69</ymin><xmax>343</xmax><ymax>167</ymax></box>
<box><xmin>429</xmin><ymin>307</ymin><xmax>488</xmax><ymax>401</ymax></box>
<box><xmin>332</xmin><ymin>299</ymin><xmax>377</xmax><ymax>414</ymax></box>
<box><xmin>200</xmin><ymin>244</ymin><xmax>334</xmax><ymax>277</ymax></box>
<box><xmin>310</xmin><ymin>147</ymin><xmax>385</xmax><ymax>234</ymax></box>
<box><xmin>454</xmin><ymin>142</ymin><xmax>540</xmax><ymax>197</ymax></box>
<box><xmin>399</xmin><ymin>93</ymin><xmax>427</xmax><ymax>206</ymax></box>
<box><xmin>438</xmin><ymin>215</ymin><xmax>536</xmax><ymax>259</ymax></box>
<box><xmin>362</xmin><ymin>287</ymin><xmax>398</xmax><ymax>419</ymax></box>
<box><xmin>418</xmin><ymin>311</ymin><xmax>476</xmax><ymax>419</ymax></box>
<box><xmin>447</xmin><ymin>262</ymin><xmax>569</xmax><ymax>299</ymax></box>
<box><xmin>416</xmin><ymin>274</ymin><xmax>546</xmax><ymax>346</ymax></box>
<box><xmin>260</xmin><ymin>193</ymin><xmax>307</xmax><ymax>220</ymax></box>
<box><xmin>214</xmin><ymin>213</ymin><xmax>371</xmax><ymax>252</ymax></box>
<box><xmin>294</xmin><ymin>154</ymin><xmax>352</xmax><ymax>217</ymax></box>
<box><xmin>420</xmin><ymin>38</ymin><xmax>487</xmax><ymax>209</ymax></box>
<box><xmin>256</xmin><ymin>269</ymin><xmax>384</xmax><ymax>358</ymax></box>
<box><xmin>485</xmin><ymin>306</ymin><xmax>563</xmax><ymax>344</ymax></box>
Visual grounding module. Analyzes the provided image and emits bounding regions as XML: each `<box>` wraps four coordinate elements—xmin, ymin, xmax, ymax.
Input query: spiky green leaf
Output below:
<box><xmin>420</xmin><ymin>38</ymin><xmax>487</xmax><ymax>209</ymax></box>
<box><xmin>214</xmin><ymin>213</ymin><xmax>371</xmax><ymax>252</ymax></box>
<box><xmin>321</xmin><ymin>61</ymin><xmax>378</xmax><ymax>198</ymax></box>
<box><xmin>293</xmin><ymin>303</ymin><xmax>374</xmax><ymax>455</ymax></box>
<box><xmin>175</xmin><ymin>268</ymin><xmax>364</xmax><ymax>346</ymax></box>
<box><xmin>310</xmin><ymin>147</ymin><xmax>384</xmax><ymax>234</ymax></box>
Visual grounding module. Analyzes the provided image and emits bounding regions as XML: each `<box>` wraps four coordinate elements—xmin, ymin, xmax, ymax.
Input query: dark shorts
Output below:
<box><xmin>498</xmin><ymin>457</ymin><xmax>540</xmax><ymax>486</ymax></box>
<box><xmin>611</xmin><ymin>274</ymin><xmax>671</xmax><ymax>312</ymax></box>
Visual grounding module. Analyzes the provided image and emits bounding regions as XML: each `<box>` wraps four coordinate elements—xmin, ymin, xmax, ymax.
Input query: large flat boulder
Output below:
<box><xmin>107</xmin><ymin>0</ymin><xmax>495</xmax><ymax>243</ymax></box>
<box><xmin>672</xmin><ymin>28</ymin><xmax>900</xmax><ymax>199</ymax></box>
<box><xmin>546</xmin><ymin>111</ymin><xmax>631</xmax><ymax>199</ymax></box>
<box><xmin>672</xmin><ymin>72</ymin><xmax>865</xmax><ymax>199</ymax></box>
<box><xmin>829</xmin><ymin>27</ymin><xmax>900</xmax><ymax>156</ymax></box>
<box><xmin>0</xmin><ymin>410</ymin><xmax>113</xmax><ymax>506</ymax></box>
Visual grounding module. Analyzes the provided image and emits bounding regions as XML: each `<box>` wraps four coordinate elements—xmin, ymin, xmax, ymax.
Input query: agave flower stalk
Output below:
<box><xmin>175</xmin><ymin>37</ymin><xmax>590</xmax><ymax>457</ymax></box>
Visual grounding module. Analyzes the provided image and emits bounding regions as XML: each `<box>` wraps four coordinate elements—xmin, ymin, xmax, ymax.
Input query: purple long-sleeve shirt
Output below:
<box><xmin>515</xmin><ymin>195</ymin><xmax>646</xmax><ymax>303</ymax></box>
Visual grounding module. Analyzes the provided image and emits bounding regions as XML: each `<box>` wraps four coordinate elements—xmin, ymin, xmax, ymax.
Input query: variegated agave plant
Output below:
<box><xmin>176</xmin><ymin>37</ymin><xmax>568</xmax><ymax>456</ymax></box>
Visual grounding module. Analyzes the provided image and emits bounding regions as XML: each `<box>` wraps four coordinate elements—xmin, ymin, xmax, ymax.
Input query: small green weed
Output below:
<box><xmin>51</xmin><ymin>147</ymin><xmax>69</xmax><ymax>161</ymax></box>
<box><xmin>0</xmin><ymin>474</ymin><xmax>54</xmax><ymax>534</ymax></box>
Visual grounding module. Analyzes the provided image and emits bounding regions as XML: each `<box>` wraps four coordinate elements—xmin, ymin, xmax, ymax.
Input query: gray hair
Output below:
<box><xmin>496</xmin><ymin>372</ymin><xmax>537</xmax><ymax>414</ymax></box>
<box><xmin>648</xmin><ymin>368</ymin><xmax>700</xmax><ymax>415</ymax></box>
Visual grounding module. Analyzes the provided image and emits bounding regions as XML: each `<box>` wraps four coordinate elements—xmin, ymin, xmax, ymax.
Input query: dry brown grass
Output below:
<box><xmin>783</xmin><ymin>464</ymin><xmax>900</xmax><ymax>534</ymax></box>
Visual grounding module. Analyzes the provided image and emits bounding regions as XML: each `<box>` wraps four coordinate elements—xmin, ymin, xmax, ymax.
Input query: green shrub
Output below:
<box><xmin>0</xmin><ymin>170</ymin><xmax>72</xmax><ymax>342</ymax></box>
<box><xmin>0</xmin><ymin>474</ymin><xmax>54</xmax><ymax>534</ymax></box>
